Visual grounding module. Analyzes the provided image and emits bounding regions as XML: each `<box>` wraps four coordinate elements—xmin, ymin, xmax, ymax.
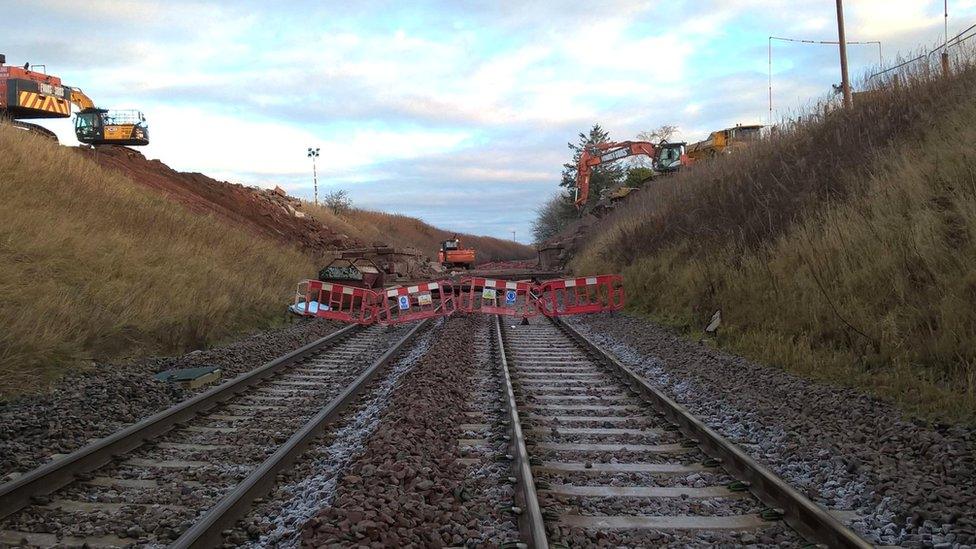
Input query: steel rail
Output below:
<box><xmin>554</xmin><ymin>317</ymin><xmax>873</xmax><ymax>549</ymax></box>
<box><xmin>494</xmin><ymin>315</ymin><xmax>549</xmax><ymax>549</ymax></box>
<box><xmin>171</xmin><ymin>318</ymin><xmax>431</xmax><ymax>548</ymax></box>
<box><xmin>0</xmin><ymin>323</ymin><xmax>362</xmax><ymax>520</ymax></box>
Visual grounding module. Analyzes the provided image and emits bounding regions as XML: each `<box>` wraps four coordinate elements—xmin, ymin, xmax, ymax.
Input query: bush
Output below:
<box><xmin>532</xmin><ymin>192</ymin><xmax>577</xmax><ymax>243</ymax></box>
<box><xmin>324</xmin><ymin>189</ymin><xmax>352</xmax><ymax>215</ymax></box>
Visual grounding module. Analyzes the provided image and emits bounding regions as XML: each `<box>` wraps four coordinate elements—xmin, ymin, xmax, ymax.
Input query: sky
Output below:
<box><xmin>7</xmin><ymin>0</ymin><xmax>976</xmax><ymax>242</ymax></box>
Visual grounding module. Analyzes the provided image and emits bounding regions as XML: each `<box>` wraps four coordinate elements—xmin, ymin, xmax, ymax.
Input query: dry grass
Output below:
<box><xmin>303</xmin><ymin>203</ymin><xmax>535</xmax><ymax>261</ymax></box>
<box><xmin>0</xmin><ymin>124</ymin><xmax>317</xmax><ymax>396</ymax></box>
<box><xmin>574</xmin><ymin>54</ymin><xmax>976</xmax><ymax>422</ymax></box>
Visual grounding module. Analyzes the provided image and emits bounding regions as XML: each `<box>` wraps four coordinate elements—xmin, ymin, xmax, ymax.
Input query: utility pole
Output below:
<box><xmin>835</xmin><ymin>0</ymin><xmax>853</xmax><ymax>108</ymax></box>
<box><xmin>307</xmin><ymin>147</ymin><xmax>320</xmax><ymax>206</ymax></box>
<box><xmin>942</xmin><ymin>0</ymin><xmax>951</xmax><ymax>77</ymax></box>
<box><xmin>512</xmin><ymin>229</ymin><xmax>517</xmax><ymax>243</ymax></box>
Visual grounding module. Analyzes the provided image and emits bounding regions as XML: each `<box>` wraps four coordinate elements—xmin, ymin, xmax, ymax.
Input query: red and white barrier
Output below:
<box><xmin>458</xmin><ymin>277</ymin><xmax>539</xmax><ymax>318</ymax></box>
<box><xmin>376</xmin><ymin>280</ymin><xmax>456</xmax><ymax>326</ymax></box>
<box><xmin>291</xmin><ymin>274</ymin><xmax>625</xmax><ymax>325</ymax></box>
<box><xmin>292</xmin><ymin>280</ymin><xmax>378</xmax><ymax>325</ymax></box>
<box><xmin>535</xmin><ymin>274</ymin><xmax>625</xmax><ymax>317</ymax></box>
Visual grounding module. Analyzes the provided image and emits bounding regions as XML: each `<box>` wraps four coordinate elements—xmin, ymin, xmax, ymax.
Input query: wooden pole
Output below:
<box><xmin>835</xmin><ymin>0</ymin><xmax>853</xmax><ymax>108</ymax></box>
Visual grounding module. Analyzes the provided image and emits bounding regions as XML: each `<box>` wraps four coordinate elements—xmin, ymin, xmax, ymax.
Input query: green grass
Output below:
<box><xmin>573</xmin><ymin>53</ymin><xmax>976</xmax><ymax>423</ymax></box>
<box><xmin>0</xmin><ymin>124</ymin><xmax>317</xmax><ymax>396</ymax></box>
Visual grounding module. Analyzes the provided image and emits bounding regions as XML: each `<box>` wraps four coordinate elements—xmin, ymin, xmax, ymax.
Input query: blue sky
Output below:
<box><xmin>9</xmin><ymin>0</ymin><xmax>976</xmax><ymax>242</ymax></box>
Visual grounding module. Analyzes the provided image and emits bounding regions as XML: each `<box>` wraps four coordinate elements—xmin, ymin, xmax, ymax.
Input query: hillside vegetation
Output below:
<box><xmin>574</xmin><ymin>56</ymin><xmax>976</xmax><ymax>421</ymax></box>
<box><xmin>0</xmin><ymin>124</ymin><xmax>316</xmax><ymax>396</ymax></box>
<box><xmin>305</xmin><ymin>203</ymin><xmax>535</xmax><ymax>261</ymax></box>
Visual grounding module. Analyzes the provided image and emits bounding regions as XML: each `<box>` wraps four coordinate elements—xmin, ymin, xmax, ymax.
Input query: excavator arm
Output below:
<box><xmin>574</xmin><ymin>141</ymin><xmax>658</xmax><ymax>208</ymax></box>
<box><xmin>68</xmin><ymin>87</ymin><xmax>95</xmax><ymax>110</ymax></box>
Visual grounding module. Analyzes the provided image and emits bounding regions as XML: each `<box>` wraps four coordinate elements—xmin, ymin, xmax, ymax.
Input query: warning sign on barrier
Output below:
<box><xmin>377</xmin><ymin>280</ymin><xmax>456</xmax><ymax>325</ymax></box>
<box><xmin>458</xmin><ymin>277</ymin><xmax>539</xmax><ymax>318</ymax></box>
<box><xmin>290</xmin><ymin>273</ymin><xmax>625</xmax><ymax>326</ymax></box>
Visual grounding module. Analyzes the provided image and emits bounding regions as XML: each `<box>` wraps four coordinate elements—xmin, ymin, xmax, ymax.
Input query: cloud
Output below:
<box><xmin>10</xmin><ymin>0</ymin><xmax>976</xmax><ymax>241</ymax></box>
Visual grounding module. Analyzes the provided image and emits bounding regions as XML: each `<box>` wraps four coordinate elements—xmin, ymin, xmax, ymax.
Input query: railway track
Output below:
<box><xmin>495</xmin><ymin>315</ymin><xmax>873</xmax><ymax>548</ymax></box>
<box><xmin>0</xmin><ymin>320</ymin><xmax>428</xmax><ymax>548</ymax></box>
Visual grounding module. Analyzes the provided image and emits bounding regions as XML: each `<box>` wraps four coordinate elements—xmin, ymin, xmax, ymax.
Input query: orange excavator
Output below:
<box><xmin>0</xmin><ymin>54</ymin><xmax>149</xmax><ymax>146</ymax></box>
<box><xmin>438</xmin><ymin>235</ymin><xmax>476</xmax><ymax>269</ymax></box>
<box><xmin>574</xmin><ymin>140</ymin><xmax>690</xmax><ymax>208</ymax></box>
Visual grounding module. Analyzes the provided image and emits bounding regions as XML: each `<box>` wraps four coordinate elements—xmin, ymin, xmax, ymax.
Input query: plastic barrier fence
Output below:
<box><xmin>458</xmin><ymin>277</ymin><xmax>539</xmax><ymax>318</ymax></box>
<box><xmin>376</xmin><ymin>280</ymin><xmax>456</xmax><ymax>326</ymax></box>
<box><xmin>293</xmin><ymin>280</ymin><xmax>378</xmax><ymax>325</ymax></box>
<box><xmin>535</xmin><ymin>274</ymin><xmax>625</xmax><ymax>317</ymax></box>
<box><xmin>290</xmin><ymin>274</ymin><xmax>625</xmax><ymax>325</ymax></box>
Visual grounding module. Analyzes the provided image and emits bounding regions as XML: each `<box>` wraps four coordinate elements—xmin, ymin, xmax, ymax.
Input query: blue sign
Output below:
<box><xmin>505</xmin><ymin>289</ymin><xmax>517</xmax><ymax>304</ymax></box>
<box><xmin>398</xmin><ymin>295</ymin><xmax>410</xmax><ymax>310</ymax></box>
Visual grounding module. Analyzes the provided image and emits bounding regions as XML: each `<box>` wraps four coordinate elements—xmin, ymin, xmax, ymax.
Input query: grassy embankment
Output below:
<box><xmin>304</xmin><ymin>204</ymin><xmax>536</xmax><ymax>261</ymax></box>
<box><xmin>0</xmin><ymin>124</ymin><xmax>316</xmax><ymax>396</ymax></box>
<box><xmin>574</xmin><ymin>56</ymin><xmax>976</xmax><ymax>422</ymax></box>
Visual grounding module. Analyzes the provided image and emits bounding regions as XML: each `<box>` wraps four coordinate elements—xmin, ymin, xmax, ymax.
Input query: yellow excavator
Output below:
<box><xmin>0</xmin><ymin>55</ymin><xmax>149</xmax><ymax>146</ymax></box>
<box><xmin>70</xmin><ymin>88</ymin><xmax>149</xmax><ymax>146</ymax></box>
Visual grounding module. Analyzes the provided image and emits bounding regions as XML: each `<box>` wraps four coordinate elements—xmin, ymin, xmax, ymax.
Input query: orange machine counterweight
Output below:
<box><xmin>438</xmin><ymin>236</ymin><xmax>476</xmax><ymax>269</ymax></box>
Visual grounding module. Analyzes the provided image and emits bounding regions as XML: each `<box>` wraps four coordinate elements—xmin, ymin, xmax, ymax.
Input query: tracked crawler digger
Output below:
<box><xmin>0</xmin><ymin>54</ymin><xmax>149</xmax><ymax>146</ymax></box>
<box><xmin>70</xmin><ymin>88</ymin><xmax>149</xmax><ymax>146</ymax></box>
<box><xmin>574</xmin><ymin>140</ymin><xmax>691</xmax><ymax>208</ymax></box>
<box><xmin>438</xmin><ymin>235</ymin><xmax>476</xmax><ymax>269</ymax></box>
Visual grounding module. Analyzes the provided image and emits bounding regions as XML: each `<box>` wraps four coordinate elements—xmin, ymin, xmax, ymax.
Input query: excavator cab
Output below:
<box><xmin>74</xmin><ymin>108</ymin><xmax>149</xmax><ymax>146</ymax></box>
<box><xmin>653</xmin><ymin>141</ymin><xmax>687</xmax><ymax>173</ymax></box>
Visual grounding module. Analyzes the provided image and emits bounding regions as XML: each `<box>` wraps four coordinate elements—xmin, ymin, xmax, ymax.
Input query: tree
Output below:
<box><xmin>624</xmin><ymin>166</ymin><xmax>655</xmax><ymax>187</ymax></box>
<box><xmin>532</xmin><ymin>192</ymin><xmax>577</xmax><ymax>243</ymax></box>
<box><xmin>559</xmin><ymin>124</ymin><xmax>625</xmax><ymax>207</ymax></box>
<box><xmin>636</xmin><ymin>124</ymin><xmax>678</xmax><ymax>144</ymax></box>
<box><xmin>324</xmin><ymin>189</ymin><xmax>351</xmax><ymax>215</ymax></box>
<box><xmin>632</xmin><ymin>124</ymin><xmax>679</xmax><ymax>167</ymax></box>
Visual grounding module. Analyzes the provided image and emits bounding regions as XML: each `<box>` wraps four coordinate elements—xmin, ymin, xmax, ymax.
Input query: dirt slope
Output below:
<box><xmin>76</xmin><ymin>147</ymin><xmax>357</xmax><ymax>258</ymax></box>
<box><xmin>79</xmin><ymin>147</ymin><xmax>537</xmax><ymax>264</ymax></box>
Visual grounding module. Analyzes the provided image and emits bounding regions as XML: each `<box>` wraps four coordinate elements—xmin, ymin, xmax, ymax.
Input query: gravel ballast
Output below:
<box><xmin>300</xmin><ymin>314</ymin><xmax>519</xmax><ymax>547</ymax></box>
<box><xmin>232</xmin><ymin>320</ymin><xmax>444</xmax><ymax>548</ymax></box>
<box><xmin>570</xmin><ymin>312</ymin><xmax>976</xmax><ymax>547</ymax></box>
<box><xmin>0</xmin><ymin>323</ymin><xmax>407</xmax><ymax>546</ymax></box>
<box><xmin>0</xmin><ymin>318</ymin><xmax>342</xmax><ymax>478</ymax></box>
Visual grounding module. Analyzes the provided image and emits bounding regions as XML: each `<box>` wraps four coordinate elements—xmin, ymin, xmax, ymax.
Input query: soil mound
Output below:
<box><xmin>76</xmin><ymin>146</ymin><xmax>358</xmax><ymax>258</ymax></box>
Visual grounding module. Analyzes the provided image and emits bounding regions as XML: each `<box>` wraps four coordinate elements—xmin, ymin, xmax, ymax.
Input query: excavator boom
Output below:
<box><xmin>69</xmin><ymin>87</ymin><xmax>95</xmax><ymax>110</ymax></box>
<box><xmin>575</xmin><ymin>141</ymin><xmax>658</xmax><ymax>208</ymax></box>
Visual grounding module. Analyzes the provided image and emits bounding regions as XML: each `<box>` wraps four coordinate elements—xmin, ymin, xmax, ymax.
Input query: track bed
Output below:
<box><xmin>0</xmin><ymin>324</ymin><xmax>422</xmax><ymax>547</ymax></box>
<box><xmin>497</xmin><ymin>316</ymin><xmax>868</xmax><ymax>547</ymax></box>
